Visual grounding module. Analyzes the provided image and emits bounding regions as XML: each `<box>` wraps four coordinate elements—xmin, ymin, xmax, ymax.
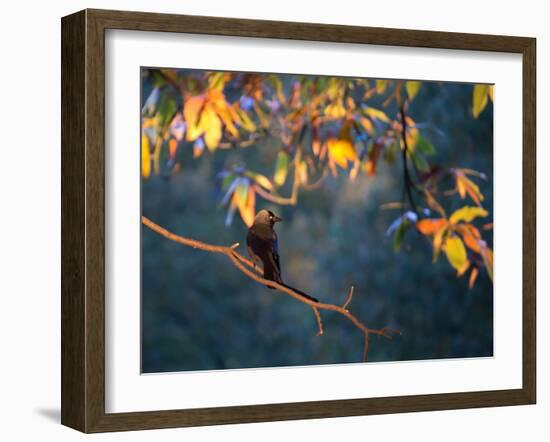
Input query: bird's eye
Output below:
<box><xmin>269</xmin><ymin>216</ymin><xmax>273</xmax><ymax>220</ymax></box>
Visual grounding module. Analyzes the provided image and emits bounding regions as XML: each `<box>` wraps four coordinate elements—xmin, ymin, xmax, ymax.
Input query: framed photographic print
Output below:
<box><xmin>61</xmin><ymin>9</ymin><xmax>536</xmax><ymax>433</ymax></box>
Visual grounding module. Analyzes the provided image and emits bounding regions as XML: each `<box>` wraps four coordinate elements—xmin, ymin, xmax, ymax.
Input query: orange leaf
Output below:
<box><xmin>168</xmin><ymin>138</ymin><xmax>178</xmax><ymax>161</ymax></box>
<box><xmin>199</xmin><ymin>105</ymin><xmax>222</xmax><ymax>151</ymax></box>
<box><xmin>328</xmin><ymin>138</ymin><xmax>356</xmax><ymax>169</ymax></box>
<box><xmin>469</xmin><ymin>267</ymin><xmax>479</xmax><ymax>289</ymax></box>
<box><xmin>238</xmin><ymin>186</ymin><xmax>256</xmax><ymax>227</ymax></box>
<box><xmin>416</xmin><ymin>219</ymin><xmax>448</xmax><ymax>235</ymax></box>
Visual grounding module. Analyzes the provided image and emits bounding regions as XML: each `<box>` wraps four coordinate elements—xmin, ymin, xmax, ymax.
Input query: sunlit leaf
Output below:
<box><xmin>363</xmin><ymin>106</ymin><xmax>390</xmax><ymax>123</ymax></box>
<box><xmin>357</xmin><ymin>116</ymin><xmax>374</xmax><ymax>134</ymax></box>
<box><xmin>406</xmin><ymin>81</ymin><xmax>421</xmax><ymax>101</ymax></box>
<box><xmin>473</xmin><ymin>84</ymin><xmax>489</xmax><ymax>118</ymax></box>
<box><xmin>444</xmin><ymin>235</ymin><xmax>469</xmax><ymax>274</ymax></box>
<box><xmin>238</xmin><ymin>186</ymin><xmax>256</xmax><ymax>227</ymax></box>
<box><xmin>480</xmin><ymin>245</ymin><xmax>493</xmax><ymax>281</ymax></box>
<box><xmin>449</xmin><ymin>206</ymin><xmax>488</xmax><ymax>224</ymax></box>
<box><xmin>168</xmin><ymin>138</ymin><xmax>178</xmax><ymax>161</ymax></box>
<box><xmin>455</xmin><ymin>171</ymin><xmax>484</xmax><ymax>205</ymax></box>
<box><xmin>184</xmin><ymin>95</ymin><xmax>206</xmax><ymax>141</ymax></box>
<box><xmin>376</xmin><ymin>79</ymin><xmax>388</xmax><ymax>94</ymax></box>
<box><xmin>208</xmin><ymin>72</ymin><xmax>226</xmax><ymax>91</ymax></box>
<box><xmin>324</xmin><ymin>100</ymin><xmax>347</xmax><ymax>118</ymax></box>
<box><xmin>141</xmin><ymin>132</ymin><xmax>151</xmax><ymax>178</ymax></box>
<box><xmin>274</xmin><ymin>151</ymin><xmax>290</xmax><ymax>186</ymax></box>
<box><xmin>488</xmin><ymin>85</ymin><xmax>494</xmax><ymax>101</ymax></box>
<box><xmin>416</xmin><ymin>219</ymin><xmax>448</xmax><ymax>235</ymax></box>
<box><xmin>456</xmin><ymin>224</ymin><xmax>482</xmax><ymax>253</ymax></box>
<box><xmin>235</xmin><ymin>107</ymin><xmax>256</xmax><ymax>132</ymax></box>
<box><xmin>328</xmin><ymin>138</ymin><xmax>356</xmax><ymax>169</ymax></box>
<box><xmin>199</xmin><ymin>105</ymin><xmax>222</xmax><ymax>151</ymax></box>
<box><xmin>469</xmin><ymin>267</ymin><xmax>479</xmax><ymax>289</ymax></box>
<box><xmin>246</xmin><ymin>171</ymin><xmax>273</xmax><ymax>191</ymax></box>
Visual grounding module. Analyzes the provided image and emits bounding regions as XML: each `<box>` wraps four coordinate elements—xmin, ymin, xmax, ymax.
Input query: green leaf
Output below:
<box><xmin>409</xmin><ymin>150</ymin><xmax>430</xmax><ymax>172</ymax></box>
<box><xmin>416</xmin><ymin>136</ymin><xmax>436</xmax><ymax>155</ymax></box>
<box><xmin>274</xmin><ymin>151</ymin><xmax>290</xmax><ymax>186</ymax></box>
<box><xmin>157</xmin><ymin>92</ymin><xmax>178</xmax><ymax>129</ymax></box>
<box><xmin>472</xmin><ymin>84</ymin><xmax>489</xmax><ymax>118</ymax></box>
<box><xmin>406</xmin><ymin>81</ymin><xmax>421</xmax><ymax>101</ymax></box>
<box><xmin>393</xmin><ymin>220</ymin><xmax>408</xmax><ymax>252</ymax></box>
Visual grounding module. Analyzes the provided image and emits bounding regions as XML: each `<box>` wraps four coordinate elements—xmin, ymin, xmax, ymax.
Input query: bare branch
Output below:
<box><xmin>142</xmin><ymin>216</ymin><xmax>396</xmax><ymax>360</ymax></box>
<box><xmin>342</xmin><ymin>286</ymin><xmax>355</xmax><ymax>311</ymax></box>
<box><xmin>312</xmin><ymin>307</ymin><xmax>324</xmax><ymax>336</ymax></box>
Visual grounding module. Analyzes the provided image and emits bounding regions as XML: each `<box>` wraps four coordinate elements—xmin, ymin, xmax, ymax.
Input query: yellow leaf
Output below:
<box><xmin>358</xmin><ymin>117</ymin><xmax>374</xmax><ymax>134</ymax></box>
<box><xmin>199</xmin><ymin>105</ymin><xmax>222</xmax><ymax>151</ymax></box>
<box><xmin>324</xmin><ymin>100</ymin><xmax>347</xmax><ymax>118</ymax></box>
<box><xmin>141</xmin><ymin>133</ymin><xmax>151</xmax><ymax>178</ymax></box>
<box><xmin>328</xmin><ymin>138</ymin><xmax>356</xmax><ymax>169</ymax></box>
<box><xmin>375</xmin><ymin>79</ymin><xmax>388</xmax><ymax>94</ymax></box>
<box><xmin>184</xmin><ymin>95</ymin><xmax>206</xmax><ymax>141</ymax></box>
<box><xmin>473</xmin><ymin>84</ymin><xmax>489</xmax><ymax>118</ymax></box>
<box><xmin>212</xmin><ymin>99</ymin><xmax>239</xmax><ymax>137</ymax></box>
<box><xmin>406</xmin><ymin>81</ymin><xmax>421</xmax><ymax>101</ymax></box>
<box><xmin>250</xmin><ymin>173</ymin><xmax>273</xmax><ymax>190</ymax></box>
<box><xmin>274</xmin><ymin>151</ymin><xmax>290</xmax><ymax>186</ymax></box>
<box><xmin>488</xmin><ymin>85</ymin><xmax>494</xmax><ymax>101</ymax></box>
<box><xmin>364</xmin><ymin>107</ymin><xmax>390</xmax><ymax>123</ymax></box>
<box><xmin>235</xmin><ymin>107</ymin><xmax>256</xmax><ymax>132</ymax></box>
<box><xmin>238</xmin><ymin>186</ymin><xmax>256</xmax><ymax>227</ymax></box>
<box><xmin>444</xmin><ymin>236</ymin><xmax>469</xmax><ymax>273</ymax></box>
<box><xmin>455</xmin><ymin>172</ymin><xmax>484</xmax><ymax>205</ymax></box>
<box><xmin>416</xmin><ymin>219</ymin><xmax>448</xmax><ymax>235</ymax></box>
<box><xmin>450</xmin><ymin>206</ymin><xmax>488</xmax><ymax>224</ymax></box>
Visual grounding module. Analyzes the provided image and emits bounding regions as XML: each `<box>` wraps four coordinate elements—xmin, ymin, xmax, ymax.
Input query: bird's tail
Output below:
<box><xmin>279</xmin><ymin>282</ymin><xmax>319</xmax><ymax>303</ymax></box>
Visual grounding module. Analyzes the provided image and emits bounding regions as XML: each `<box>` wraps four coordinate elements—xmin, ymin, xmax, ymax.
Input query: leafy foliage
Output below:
<box><xmin>141</xmin><ymin>68</ymin><xmax>494</xmax><ymax>288</ymax></box>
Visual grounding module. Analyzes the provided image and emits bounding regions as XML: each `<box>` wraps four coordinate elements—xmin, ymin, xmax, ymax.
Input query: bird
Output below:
<box><xmin>246</xmin><ymin>209</ymin><xmax>318</xmax><ymax>302</ymax></box>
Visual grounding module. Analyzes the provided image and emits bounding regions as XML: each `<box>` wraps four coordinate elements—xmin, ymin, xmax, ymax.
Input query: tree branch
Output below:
<box><xmin>142</xmin><ymin>216</ymin><xmax>397</xmax><ymax>361</ymax></box>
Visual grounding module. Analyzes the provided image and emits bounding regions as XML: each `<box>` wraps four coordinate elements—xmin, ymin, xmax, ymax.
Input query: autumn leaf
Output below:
<box><xmin>454</xmin><ymin>170</ymin><xmax>484</xmax><ymax>205</ymax></box>
<box><xmin>469</xmin><ymin>267</ymin><xmax>479</xmax><ymax>289</ymax></box>
<box><xmin>357</xmin><ymin>116</ymin><xmax>374</xmax><ymax>134</ymax></box>
<box><xmin>324</xmin><ymin>100</ymin><xmax>347</xmax><ymax>118</ymax></box>
<box><xmin>199</xmin><ymin>105</ymin><xmax>222</xmax><ymax>151</ymax></box>
<box><xmin>406</xmin><ymin>81</ymin><xmax>421</xmax><ymax>101</ymax></box>
<box><xmin>141</xmin><ymin>132</ymin><xmax>151</xmax><ymax>178</ymax></box>
<box><xmin>449</xmin><ymin>206</ymin><xmax>488</xmax><ymax>224</ymax></box>
<box><xmin>245</xmin><ymin>171</ymin><xmax>273</xmax><ymax>191</ymax></box>
<box><xmin>416</xmin><ymin>219</ymin><xmax>448</xmax><ymax>235</ymax></box>
<box><xmin>444</xmin><ymin>235</ymin><xmax>469</xmax><ymax>274</ymax></box>
<box><xmin>328</xmin><ymin>138</ymin><xmax>356</xmax><ymax>169</ymax></box>
<box><xmin>184</xmin><ymin>95</ymin><xmax>206</xmax><ymax>141</ymax></box>
<box><xmin>363</xmin><ymin>106</ymin><xmax>390</xmax><ymax>123</ymax></box>
<box><xmin>237</xmin><ymin>185</ymin><xmax>256</xmax><ymax>227</ymax></box>
<box><xmin>274</xmin><ymin>150</ymin><xmax>290</xmax><ymax>186</ymax></box>
<box><xmin>480</xmin><ymin>245</ymin><xmax>493</xmax><ymax>281</ymax></box>
<box><xmin>375</xmin><ymin>79</ymin><xmax>388</xmax><ymax>94</ymax></box>
<box><xmin>168</xmin><ymin>138</ymin><xmax>178</xmax><ymax>161</ymax></box>
<box><xmin>473</xmin><ymin>84</ymin><xmax>489</xmax><ymax>118</ymax></box>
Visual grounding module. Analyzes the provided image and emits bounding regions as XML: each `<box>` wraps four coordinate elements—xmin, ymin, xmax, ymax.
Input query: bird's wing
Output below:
<box><xmin>271</xmin><ymin>234</ymin><xmax>281</xmax><ymax>277</ymax></box>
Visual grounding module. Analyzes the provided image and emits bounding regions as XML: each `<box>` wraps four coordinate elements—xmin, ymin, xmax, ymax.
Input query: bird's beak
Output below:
<box><xmin>273</xmin><ymin>215</ymin><xmax>283</xmax><ymax>223</ymax></box>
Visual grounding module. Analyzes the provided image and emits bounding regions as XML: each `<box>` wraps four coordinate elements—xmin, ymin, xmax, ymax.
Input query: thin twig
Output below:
<box><xmin>142</xmin><ymin>216</ymin><xmax>396</xmax><ymax>360</ymax></box>
<box><xmin>312</xmin><ymin>307</ymin><xmax>324</xmax><ymax>336</ymax></box>
<box><xmin>342</xmin><ymin>286</ymin><xmax>355</xmax><ymax>311</ymax></box>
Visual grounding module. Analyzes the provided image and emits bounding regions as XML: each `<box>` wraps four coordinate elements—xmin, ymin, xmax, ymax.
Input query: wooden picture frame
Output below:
<box><xmin>61</xmin><ymin>8</ymin><xmax>536</xmax><ymax>433</ymax></box>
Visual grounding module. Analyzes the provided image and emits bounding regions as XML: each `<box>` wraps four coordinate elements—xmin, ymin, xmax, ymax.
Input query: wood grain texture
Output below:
<box><xmin>61</xmin><ymin>10</ymin><xmax>86</xmax><ymax>432</ymax></box>
<box><xmin>60</xmin><ymin>8</ymin><xmax>537</xmax><ymax>433</ymax></box>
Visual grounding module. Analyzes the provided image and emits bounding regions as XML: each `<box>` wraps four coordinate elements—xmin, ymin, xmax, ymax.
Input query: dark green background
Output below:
<box><xmin>141</xmin><ymin>71</ymin><xmax>493</xmax><ymax>373</ymax></box>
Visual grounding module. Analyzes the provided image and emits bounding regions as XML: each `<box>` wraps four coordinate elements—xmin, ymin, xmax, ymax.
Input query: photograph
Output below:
<box><xmin>140</xmin><ymin>67</ymin><xmax>494</xmax><ymax>374</ymax></box>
